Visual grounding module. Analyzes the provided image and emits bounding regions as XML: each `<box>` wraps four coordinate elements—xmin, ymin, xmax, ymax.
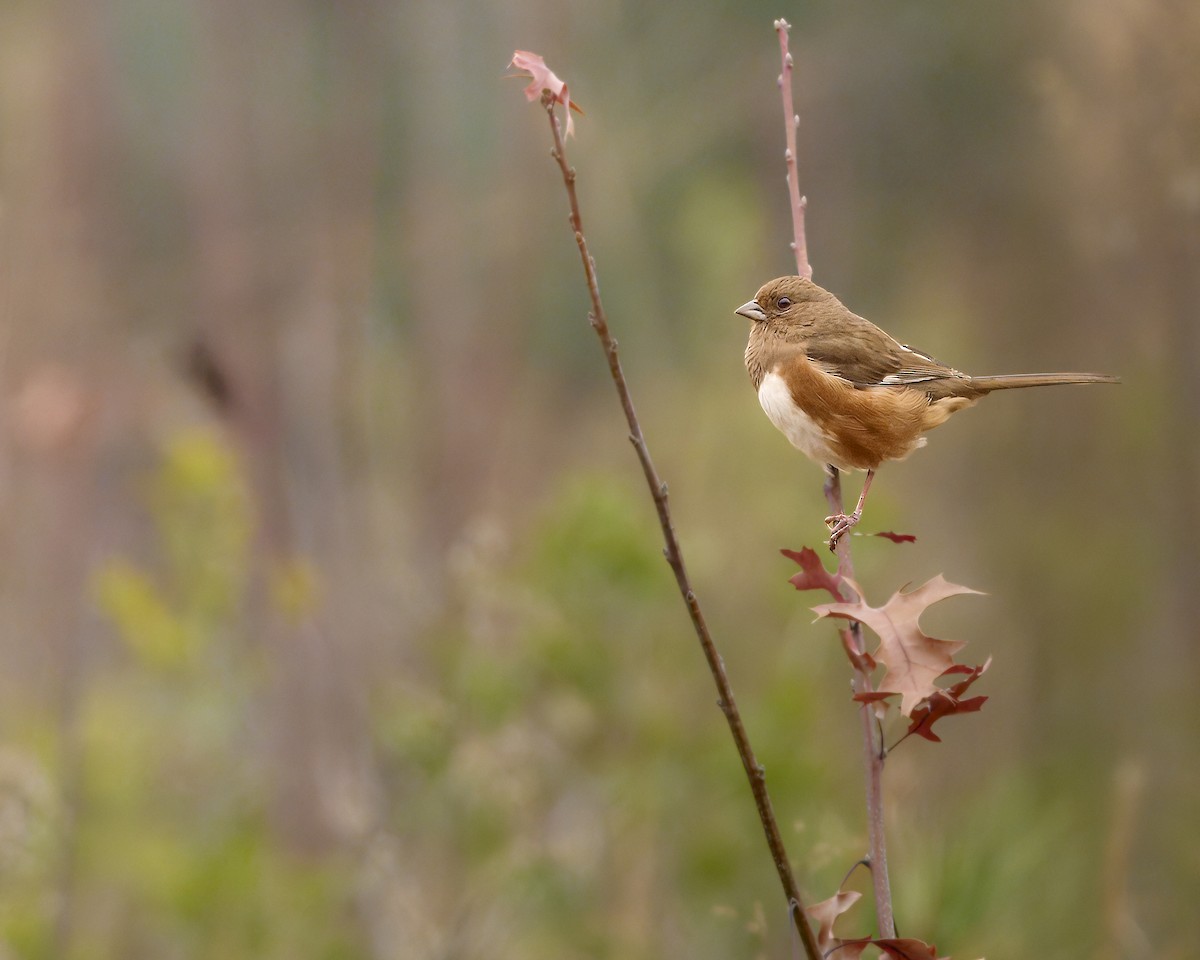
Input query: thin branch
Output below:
<box><xmin>775</xmin><ymin>20</ymin><xmax>811</xmax><ymax>280</ymax></box>
<box><xmin>540</xmin><ymin>94</ymin><xmax>822</xmax><ymax>960</ymax></box>
<box><xmin>825</xmin><ymin>470</ymin><xmax>896</xmax><ymax>939</ymax></box>
<box><xmin>776</xmin><ymin>16</ymin><xmax>894</xmax><ymax>934</ymax></box>
<box><xmin>778</xmin><ymin>21</ymin><xmax>895</xmax><ymax>934</ymax></box>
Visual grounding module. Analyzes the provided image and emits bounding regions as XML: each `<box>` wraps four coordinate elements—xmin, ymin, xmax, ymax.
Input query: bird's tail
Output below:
<box><xmin>969</xmin><ymin>372</ymin><xmax>1120</xmax><ymax>392</ymax></box>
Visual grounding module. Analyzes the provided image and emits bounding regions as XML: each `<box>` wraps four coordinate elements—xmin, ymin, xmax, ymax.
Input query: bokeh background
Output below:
<box><xmin>0</xmin><ymin>0</ymin><xmax>1196</xmax><ymax>957</ymax></box>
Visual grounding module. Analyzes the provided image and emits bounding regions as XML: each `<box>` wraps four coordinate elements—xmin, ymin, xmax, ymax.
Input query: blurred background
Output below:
<box><xmin>0</xmin><ymin>0</ymin><xmax>1196</xmax><ymax>957</ymax></box>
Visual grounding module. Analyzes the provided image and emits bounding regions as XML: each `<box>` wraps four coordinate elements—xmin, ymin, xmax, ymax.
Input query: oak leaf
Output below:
<box><xmin>874</xmin><ymin>531</ymin><xmax>917</xmax><ymax>544</ymax></box>
<box><xmin>806</xmin><ymin>892</ymin><xmax>957</xmax><ymax>959</ymax></box>
<box><xmin>782</xmin><ymin>546</ymin><xmax>844</xmax><ymax>600</ymax></box>
<box><xmin>814</xmin><ymin>576</ymin><xmax>982</xmax><ymax>716</ymax></box>
<box><xmin>508</xmin><ymin>50</ymin><xmax>583</xmax><ymax>136</ymax></box>
<box><xmin>841</xmin><ymin>628</ymin><xmax>879</xmax><ymax>676</ymax></box>
<box><xmin>904</xmin><ymin>659</ymin><xmax>991</xmax><ymax>743</ymax></box>
<box><xmin>806</xmin><ymin>890</ymin><xmax>870</xmax><ymax>959</ymax></box>
<box><xmin>872</xmin><ymin>938</ymin><xmax>949</xmax><ymax>959</ymax></box>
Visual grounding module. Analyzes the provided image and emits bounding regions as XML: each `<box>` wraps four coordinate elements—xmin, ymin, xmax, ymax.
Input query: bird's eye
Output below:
<box><xmin>777</xmin><ymin>297</ymin><xmax>792</xmax><ymax>309</ymax></box>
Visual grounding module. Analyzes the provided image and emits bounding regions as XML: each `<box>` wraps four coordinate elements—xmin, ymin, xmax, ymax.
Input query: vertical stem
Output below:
<box><xmin>775</xmin><ymin>20</ymin><xmax>812</xmax><ymax>280</ymax></box>
<box><xmin>825</xmin><ymin>468</ymin><xmax>896</xmax><ymax>938</ymax></box>
<box><xmin>779</xmin><ymin>17</ymin><xmax>895</xmax><ymax>937</ymax></box>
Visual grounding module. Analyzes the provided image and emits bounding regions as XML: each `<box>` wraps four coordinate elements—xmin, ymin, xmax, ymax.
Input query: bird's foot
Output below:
<box><xmin>824</xmin><ymin>511</ymin><xmax>862</xmax><ymax>552</ymax></box>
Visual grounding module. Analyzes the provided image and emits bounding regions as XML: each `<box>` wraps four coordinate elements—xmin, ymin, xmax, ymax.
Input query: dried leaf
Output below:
<box><xmin>840</xmin><ymin>628</ymin><xmax>878</xmax><ymax>675</ymax></box>
<box><xmin>508</xmin><ymin>50</ymin><xmax>582</xmax><ymax>136</ymax></box>
<box><xmin>814</xmin><ymin>576</ymin><xmax>982</xmax><ymax>716</ymax></box>
<box><xmin>873</xmin><ymin>937</ymin><xmax>949</xmax><ymax>959</ymax></box>
<box><xmin>805</xmin><ymin>891</ymin><xmax>873</xmax><ymax>957</ymax></box>
<box><xmin>874</xmin><ymin>531</ymin><xmax>917</xmax><ymax>544</ymax></box>
<box><xmin>807</xmin><ymin>892</ymin><xmax>957</xmax><ymax>959</ymax></box>
<box><xmin>807</xmin><ymin>890</ymin><xmax>860</xmax><ymax>951</ymax></box>
<box><xmin>782</xmin><ymin>547</ymin><xmax>845</xmax><ymax>600</ymax></box>
<box><xmin>905</xmin><ymin>659</ymin><xmax>991</xmax><ymax>742</ymax></box>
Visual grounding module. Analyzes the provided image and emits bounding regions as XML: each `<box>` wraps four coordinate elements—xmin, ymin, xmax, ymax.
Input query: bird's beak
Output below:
<box><xmin>735</xmin><ymin>299</ymin><xmax>767</xmax><ymax>322</ymax></box>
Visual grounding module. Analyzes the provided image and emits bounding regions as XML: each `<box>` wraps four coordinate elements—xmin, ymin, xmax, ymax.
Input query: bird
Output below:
<box><xmin>735</xmin><ymin>275</ymin><xmax>1118</xmax><ymax>550</ymax></box>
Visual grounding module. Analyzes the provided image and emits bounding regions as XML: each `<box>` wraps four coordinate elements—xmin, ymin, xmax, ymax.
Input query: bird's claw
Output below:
<box><xmin>824</xmin><ymin>512</ymin><xmax>861</xmax><ymax>552</ymax></box>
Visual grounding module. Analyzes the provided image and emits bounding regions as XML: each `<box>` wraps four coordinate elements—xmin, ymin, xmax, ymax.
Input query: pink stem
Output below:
<box><xmin>825</xmin><ymin>468</ymin><xmax>896</xmax><ymax>938</ymax></box>
<box><xmin>775</xmin><ymin>20</ymin><xmax>812</xmax><ymax>280</ymax></box>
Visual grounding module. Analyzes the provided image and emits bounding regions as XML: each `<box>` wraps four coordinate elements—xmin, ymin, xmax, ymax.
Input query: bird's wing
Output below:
<box><xmin>804</xmin><ymin>315</ymin><xmax>965</xmax><ymax>389</ymax></box>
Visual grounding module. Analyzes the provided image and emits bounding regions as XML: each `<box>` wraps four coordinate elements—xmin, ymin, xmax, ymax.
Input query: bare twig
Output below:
<box><xmin>540</xmin><ymin>93</ymin><xmax>822</xmax><ymax>960</ymax></box>
<box><xmin>826</xmin><ymin>471</ymin><xmax>896</xmax><ymax>939</ymax></box>
<box><xmin>777</xmin><ymin>17</ymin><xmax>895</xmax><ymax>937</ymax></box>
<box><xmin>774</xmin><ymin>20</ymin><xmax>811</xmax><ymax>281</ymax></box>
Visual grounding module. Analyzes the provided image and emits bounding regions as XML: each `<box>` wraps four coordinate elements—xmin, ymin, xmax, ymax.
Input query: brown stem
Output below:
<box><xmin>541</xmin><ymin>95</ymin><xmax>821</xmax><ymax>960</ymax></box>
<box><xmin>824</xmin><ymin>468</ymin><xmax>896</xmax><ymax>938</ymax></box>
<box><xmin>778</xmin><ymin>17</ymin><xmax>894</xmax><ymax>935</ymax></box>
<box><xmin>775</xmin><ymin>20</ymin><xmax>812</xmax><ymax>281</ymax></box>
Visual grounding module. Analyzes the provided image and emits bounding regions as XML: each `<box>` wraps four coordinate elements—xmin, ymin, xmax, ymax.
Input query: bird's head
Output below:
<box><xmin>734</xmin><ymin>276</ymin><xmax>829</xmax><ymax>328</ymax></box>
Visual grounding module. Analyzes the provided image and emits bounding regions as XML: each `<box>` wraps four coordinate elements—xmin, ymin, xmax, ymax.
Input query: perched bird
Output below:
<box><xmin>736</xmin><ymin>276</ymin><xmax>1117</xmax><ymax>550</ymax></box>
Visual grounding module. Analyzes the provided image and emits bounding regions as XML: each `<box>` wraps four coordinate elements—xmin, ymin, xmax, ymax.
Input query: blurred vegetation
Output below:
<box><xmin>0</xmin><ymin>0</ymin><xmax>1195</xmax><ymax>958</ymax></box>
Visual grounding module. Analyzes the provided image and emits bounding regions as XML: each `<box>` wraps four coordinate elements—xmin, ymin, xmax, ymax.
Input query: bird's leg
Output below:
<box><xmin>825</xmin><ymin>469</ymin><xmax>875</xmax><ymax>551</ymax></box>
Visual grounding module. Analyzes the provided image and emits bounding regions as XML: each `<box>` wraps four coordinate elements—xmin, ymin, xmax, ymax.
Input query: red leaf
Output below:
<box><xmin>906</xmin><ymin>659</ymin><xmax>991</xmax><ymax>742</ymax></box>
<box><xmin>874</xmin><ymin>531</ymin><xmax>917</xmax><ymax>544</ymax></box>
<box><xmin>508</xmin><ymin>50</ymin><xmax>583</xmax><ymax>136</ymax></box>
<box><xmin>782</xmin><ymin>547</ymin><xmax>845</xmax><ymax>600</ymax></box>
<box><xmin>814</xmin><ymin>576</ymin><xmax>983</xmax><ymax>716</ymax></box>
<box><xmin>807</xmin><ymin>893</ymin><xmax>958</xmax><ymax>959</ymax></box>
<box><xmin>841</xmin><ymin>627</ymin><xmax>878</xmax><ymax>674</ymax></box>
<box><xmin>873</xmin><ymin>937</ymin><xmax>949</xmax><ymax>959</ymax></box>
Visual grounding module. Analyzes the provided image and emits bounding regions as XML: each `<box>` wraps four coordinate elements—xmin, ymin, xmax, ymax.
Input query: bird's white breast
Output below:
<box><xmin>757</xmin><ymin>371</ymin><xmax>847</xmax><ymax>469</ymax></box>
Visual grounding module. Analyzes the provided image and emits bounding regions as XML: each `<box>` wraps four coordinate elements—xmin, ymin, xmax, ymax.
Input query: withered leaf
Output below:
<box><xmin>806</xmin><ymin>891</ymin><xmax>870</xmax><ymax>958</ymax></box>
<box><xmin>782</xmin><ymin>547</ymin><xmax>845</xmax><ymax>600</ymax></box>
<box><xmin>807</xmin><ymin>892</ymin><xmax>958</xmax><ymax>959</ymax></box>
<box><xmin>814</xmin><ymin>576</ymin><xmax>982</xmax><ymax>716</ymax></box>
<box><xmin>508</xmin><ymin>50</ymin><xmax>583</xmax><ymax>136</ymax></box>
<box><xmin>905</xmin><ymin>659</ymin><xmax>991</xmax><ymax>743</ymax></box>
<box><xmin>873</xmin><ymin>937</ymin><xmax>949</xmax><ymax>959</ymax></box>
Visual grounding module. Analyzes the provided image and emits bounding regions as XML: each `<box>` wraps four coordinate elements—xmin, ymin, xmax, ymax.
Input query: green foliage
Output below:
<box><xmin>93</xmin><ymin>560</ymin><xmax>196</xmax><ymax>668</ymax></box>
<box><xmin>0</xmin><ymin>431</ymin><xmax>364</xmax><ymax>960</ymax></box>
<box><xmin>365</xmin><ymin>471</ymin><xmax>851</xmax><ymax>958</ymax></box>
<box><xmin>896</xmin><ymin>774</ymin><xmax>1098</xmax><ymax>957</ymax></box>
<box><xmin>144</xmin><ymin>429</ymin><xmax>251</xmax><ymax>633</ymax></box>
<box><xmin>93</xmin><ymin>430</ymin><xmax>249</xmax><ymax>671</ymax></box>
<box><xmin>528</xmin><ymin>475</ymin><xmax>665</xmax><ymax>601</ymax></box>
